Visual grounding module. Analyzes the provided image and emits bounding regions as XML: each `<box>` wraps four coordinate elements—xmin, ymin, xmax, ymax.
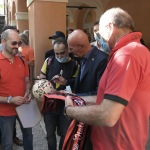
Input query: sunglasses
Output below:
<box><xmin>11</xmin><ymin>41</ymin><xmax>22</xmax><ymax>46</ymax></box>
<box><xmin>4</xmin><ymin>39</ymin><xmax>22</xmax><ymax>46</ymax></box>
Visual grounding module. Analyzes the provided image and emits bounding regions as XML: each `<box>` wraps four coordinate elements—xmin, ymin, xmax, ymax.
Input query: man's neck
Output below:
<box><xmin>2</xmin><ymin>50</ymin><xmax>14</xmax><ymax>61</ymax></box>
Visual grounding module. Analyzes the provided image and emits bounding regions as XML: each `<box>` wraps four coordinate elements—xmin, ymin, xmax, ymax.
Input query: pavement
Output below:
<box><xmin>13</xmin><ymin>118</ymin><xmax>150</xmax><ymax>150</ymax></box>
<box><xmin>13</xmin><ymin>117</ymin><xmax>60</xmax><ymax>150</ymax></box>
<box><xmin>1</xmin><ymin>117</ymin><xmax>150</xmax><ymax>150</ymax></box>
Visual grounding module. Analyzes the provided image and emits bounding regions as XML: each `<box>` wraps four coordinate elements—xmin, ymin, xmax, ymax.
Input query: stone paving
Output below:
<box><xmin>13</xmin><ymin>119</ymin><xmax>48</xmax><ymax>150</ymax></box>
<box><xmin>13</xmin><ymin>118</ymin><xmax>150</xmax><ymax>150</ymax></box>
<box><xmin>1</xmin><ymin>118</ymin><xmax>150</xmax><ymax>150</ymax></box>
<box><xmin>13</xmin><ymin>118</ymin><xmax>60</xmax><ymax>150</ymax></box>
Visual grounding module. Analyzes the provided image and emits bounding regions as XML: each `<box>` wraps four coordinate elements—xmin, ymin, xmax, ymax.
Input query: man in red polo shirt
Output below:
<box><xmin>64</xmin><ymin>7</ymin><xmax>150</xmax><ymax>150</ymax></box>
<box><xmin>0</xmin><ymin>29</ymin><xmax>33</xmax><ymax>150</ymax></box>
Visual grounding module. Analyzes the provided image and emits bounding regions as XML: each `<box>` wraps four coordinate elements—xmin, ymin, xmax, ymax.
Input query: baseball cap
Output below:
<box><xmin>49</xmin><ymin>31</ymin><xmax>65</xmax><ymax>39</ymax></box>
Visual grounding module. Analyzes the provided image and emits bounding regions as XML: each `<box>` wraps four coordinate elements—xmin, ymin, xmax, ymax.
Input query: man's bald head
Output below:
<box><xmin>1</xmin><ymin>29</ymin><xmax>20</xmax><ymax>41</ymax></box>
<box><xmin>67</xmin><ymin>29</ymin><xmax>91</xmax><ymax>58</ymax></box>
<box><xmin>1</xmin><ymin>29</ymin><xmax>21</xmax><ymax>56</ymax></box>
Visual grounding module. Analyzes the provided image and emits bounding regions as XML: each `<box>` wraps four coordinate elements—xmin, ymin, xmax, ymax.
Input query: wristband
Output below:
<box><xmin>7</xmin><ymin>96</ymin><xmax>12</xmax><ymax>103</ymax></box>
<box><xmin>64</xmin><ymin>105</ymin><xmax>72</xmax><ymax>116</ymax></box>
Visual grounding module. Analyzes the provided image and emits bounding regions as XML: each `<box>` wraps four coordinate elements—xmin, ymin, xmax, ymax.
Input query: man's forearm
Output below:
<box><xmin>0</xmin><ymin>96</ymin><xmax>8</xmax><ymax>103</ymax></box>
<box><xmin>25</xmin><ymin>77</ymin><xmax>31</xmax><ymax>93</ymax></box>
<box><xmin>80</xmin><ymin>95</ymin><xmax>97</xmax><ymax>105</ymax></box>
<box><xmin>66</xmin><ymin>104</ymin><xmax>107</xmax><ymax>126</ymax></box>
<box><xmin>66</xmin><ymin>99</ymin><xmax>125</xmax><ymax>127</ymax></box>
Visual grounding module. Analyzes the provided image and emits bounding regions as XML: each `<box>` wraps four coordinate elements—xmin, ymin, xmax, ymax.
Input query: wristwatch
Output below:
<box><xmin>64</xmin><ymin>105</ymin><xmax>72</xmax><ymax>116</ymax></box>
<box><xmin>7</xmin><ymin>96</ymin><xmax>12</xmax><ymax>103</ymax></box>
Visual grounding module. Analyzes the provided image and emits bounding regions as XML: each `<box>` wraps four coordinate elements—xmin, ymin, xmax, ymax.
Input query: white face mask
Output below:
<box><xmin>56</xmin><ymin>56</ymin><xmax>69</xmax><ymax>63</ymax></box>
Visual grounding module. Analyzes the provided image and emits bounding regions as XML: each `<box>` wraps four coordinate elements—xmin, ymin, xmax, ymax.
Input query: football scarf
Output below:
<box><xmin>41</xmin><ymin>92</ymin><xmax>92</xmax><ymax>150</ymax></box>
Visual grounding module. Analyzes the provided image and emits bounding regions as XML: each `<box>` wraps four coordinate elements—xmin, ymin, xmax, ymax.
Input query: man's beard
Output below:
<box><xmin>6</xmin><ymin>47</ymin><xmax>18</xmax><ymax>56</ymax></box>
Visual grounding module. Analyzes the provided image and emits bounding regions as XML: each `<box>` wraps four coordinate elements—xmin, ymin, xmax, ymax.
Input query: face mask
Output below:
<box><xmin>94</xmin><ymin>32</ymin><xmax>98</xmax><ymax>41</ymax></box>
<box><xmin>95</xmin><ymin>32</ymin><xmax>111</xmax><ymax>53</ymax></box>
<box><xmin>56</xmin><ymin>56</ymin><xmax>68</xmax><ymax>63</ymax></box>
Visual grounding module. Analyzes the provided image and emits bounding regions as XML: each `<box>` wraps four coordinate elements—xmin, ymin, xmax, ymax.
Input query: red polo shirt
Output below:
<box><xmin>0</xmin><ymin>53</ymin><xmax>29</xmax><ymax>116</ymax></box>
<box><xmin>91</xmin><ymin>32</ymin><xmax>150</xmax><ymax>150</ymax></box>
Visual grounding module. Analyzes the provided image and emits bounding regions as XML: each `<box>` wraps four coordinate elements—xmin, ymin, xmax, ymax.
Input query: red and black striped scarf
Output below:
<box><xmin>41</xmin><ymin>92</ymin><xmax>92</xmax><ymax>150</ymax></box>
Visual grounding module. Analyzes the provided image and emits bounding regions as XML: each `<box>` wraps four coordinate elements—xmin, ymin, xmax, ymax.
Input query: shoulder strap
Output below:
<box><xmin>18</xmin><ymin>52</ymin><xmax>25</xmax><ymax>66</ymax></box>
<box><xmin>46</xmin><ymin>56</ymin><xmax>54</xmax><ymax>76</ymax></box>
<box><xmin>18</xmin><ymin>56</ymin><xmax>25</xmax><ymax>66</ymax></box>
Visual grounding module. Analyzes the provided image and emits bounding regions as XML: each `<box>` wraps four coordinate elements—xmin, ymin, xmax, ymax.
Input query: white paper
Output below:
<box><xmin>16</xmin><ymin>98</ymin><xmax>42</xmax><ymax>128</ymax></box>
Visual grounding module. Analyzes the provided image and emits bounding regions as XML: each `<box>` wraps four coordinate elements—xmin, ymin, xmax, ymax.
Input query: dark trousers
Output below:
<box><xmin>43</xmin><ymin>101</ymin><xmax>71</xmax><ymax>150</ymax></box>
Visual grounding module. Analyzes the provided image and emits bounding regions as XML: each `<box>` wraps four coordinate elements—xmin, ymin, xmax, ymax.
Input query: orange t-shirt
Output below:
<box><xmin>0</xmin><ymin>54</ymin><xmax>29</xmax><ymax>116</ymax></box>
<box><xmin>19</xmin><ymin>45</ymin><xmax>34</xmax><ymax>62</ymax></box>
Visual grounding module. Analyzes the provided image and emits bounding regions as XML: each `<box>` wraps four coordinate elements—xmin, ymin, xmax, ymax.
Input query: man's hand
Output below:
<box><xmin>24</xmin><ymin>90</ymin><xmax>32</xmax><ymax>104</ymax></box>
<box><xmin>65</xmin><ymin>96</ymin><xmax>74</xmax><ymax>107</ymax></box>
<box><xmin>52</xmin><ymin>75</ymin><xmax>67</xmax><ymax>85</ymax></box>
<box><xmin>11</xmin><ymin>96</ymin><xmax>26</xmax><ymax>105</ymax></box>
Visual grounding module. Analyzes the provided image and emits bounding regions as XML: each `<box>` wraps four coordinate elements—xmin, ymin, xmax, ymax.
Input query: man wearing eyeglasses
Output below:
<box><xmin>0</xmin><ymin>29</ymin><xmax>33</xmax><ymax>150</ymax></box>
<box><xmin>0</xmin><ymin>25</ymin><xmax>25</xmax><ymax>147</ymax></box>
<box><xmin>65</xmin><ymin>8</ymin><xmax>150</xmax><ymax>150</ymax></box>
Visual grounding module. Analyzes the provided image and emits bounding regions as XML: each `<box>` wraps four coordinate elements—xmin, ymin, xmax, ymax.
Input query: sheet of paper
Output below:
<box><xmin>16</xmin><ymin>98</ymin><xmax>42</xmax><ymax>128</ymax></box>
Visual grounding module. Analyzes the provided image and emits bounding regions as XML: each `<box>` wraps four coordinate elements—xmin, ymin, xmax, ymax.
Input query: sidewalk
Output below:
<box><xmin>13</xmin><ymin>118</ymin><xmax>60</xmax><ymax>150</ymax></box>
<box><xmin>2</xmin><ymin>118</ymin><xmax>150</xmax><ymax>150</ymax></box>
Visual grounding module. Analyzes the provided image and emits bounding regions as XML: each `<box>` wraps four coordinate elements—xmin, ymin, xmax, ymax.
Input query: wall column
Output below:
<box><xmin>27</xmin><ymin>0</ymin><xmax>68</xmax><ymax>76</ymax></box>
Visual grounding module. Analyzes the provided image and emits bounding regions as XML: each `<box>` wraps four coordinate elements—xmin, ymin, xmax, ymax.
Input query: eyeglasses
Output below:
<box><xmin>4</xmin><ymin>39</ymin><xmax>22</xmax><ymax>46</ymax></box>
<box><xmin>11</xmin><ymin>41</ymin><xmax>22</xmax><ymax>46</ymax></box>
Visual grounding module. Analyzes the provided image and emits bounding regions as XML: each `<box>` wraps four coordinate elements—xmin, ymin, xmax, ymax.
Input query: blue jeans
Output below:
<box><xmin>43</xmin><ymin>101</ymin><xmax>71</xmax><ymax>150</ymax></box>
<box><xmin>17</xmin><ymin>117</ymin><xmax>33</xmax><ymax>150</ymax></box>
<box><xmin>0</xmin><ymin>116</ymin><xmax>33</xmax><ymax>150</ymax></box>
<box><xmin>0</xmin><ymin>116</ymin><xmax>16</xmax><ymax>150</ymax></box>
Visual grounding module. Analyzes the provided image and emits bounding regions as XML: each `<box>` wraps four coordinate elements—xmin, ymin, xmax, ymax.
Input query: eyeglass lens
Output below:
<box><xmin>11</xmin><ymin>41</ymin><xmax>22</xmax><ymax>46</ymax></box>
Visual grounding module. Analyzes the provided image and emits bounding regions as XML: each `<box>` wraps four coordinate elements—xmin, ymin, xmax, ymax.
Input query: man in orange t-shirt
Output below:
<box><xmin>0</xmin><ymin>29</ymin><xmax>33</xmax><ymax>150</ymax></box>
<box><xmin>19</xmin><ymin>33</ymin><xmax>34</xmax><ymax>84</ymax></box>
<box><xmin>19</xmin><ymin>33</ymin><xmax>34</xmax><ymax>67</ymax></box>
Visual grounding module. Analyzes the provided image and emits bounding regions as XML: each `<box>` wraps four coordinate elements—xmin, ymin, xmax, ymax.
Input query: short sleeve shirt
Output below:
<box><xmin>91</xmin><ymin>32</ymin><xmax>150</xmax><ymax>150</ymax></box>
<box><xmin>0</xmin><ymin>54</ymin><xmax>29</xmax><ymax>116</ymax></box>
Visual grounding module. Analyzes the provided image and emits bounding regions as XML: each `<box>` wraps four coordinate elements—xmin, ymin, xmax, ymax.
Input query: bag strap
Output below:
<box><xmin>18</xmin><ymin>52</ymin><xmax>25</xmax><ymax>66</ymax></box>
<box><xmin>46</xmin><ymin>56</ymin><xmax>54</xmax><ymax>77</ymax></box>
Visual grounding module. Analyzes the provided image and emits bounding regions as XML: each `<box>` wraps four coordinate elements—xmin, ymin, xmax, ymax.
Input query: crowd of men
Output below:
<box><xmin>0</xmin><ymin>7</ymin><xmax>150</xmax><ymax>150</ymax></box>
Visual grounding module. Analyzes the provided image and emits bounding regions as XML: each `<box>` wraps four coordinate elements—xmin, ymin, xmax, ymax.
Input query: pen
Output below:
<box><xmin>33</xmin><ymin>78</ymin><xmax>46</xmax><ymax>80</ymax></box>
<box><xmin>50</xmin><ymin>70</ymin><xmax>63</xmax><ymax>82</ymax></box>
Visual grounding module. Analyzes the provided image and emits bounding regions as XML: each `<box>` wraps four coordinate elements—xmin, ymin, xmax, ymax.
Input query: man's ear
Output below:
<box><xmin>1</xmin><ymin>39</ymin><xmax>6</xmax><ymax>44</ymax></box>
<box><xmin>107</xmin><ymin>23</ymin><xmax>112</xmax><ymax>29</ymax></box>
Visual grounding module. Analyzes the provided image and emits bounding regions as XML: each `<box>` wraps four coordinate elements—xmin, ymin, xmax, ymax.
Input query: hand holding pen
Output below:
<box><xmin>50</xmin><ymin>70</ymin><xmax>63</xmax><ymax>81</ymax></box>
<box><xmin>51</xmin><ymin>70</ymin><xmax>67</xmax><ymax>85</ymax></box>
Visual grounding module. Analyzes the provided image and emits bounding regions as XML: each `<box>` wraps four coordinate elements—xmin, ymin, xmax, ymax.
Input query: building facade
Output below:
<box><xmin>3</xmin><ymin>0</ymin><xmax>150</xmax><ymax>76</ymax></box>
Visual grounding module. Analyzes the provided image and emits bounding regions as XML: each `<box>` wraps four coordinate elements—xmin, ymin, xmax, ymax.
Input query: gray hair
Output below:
<box><xmin>100</xmin><ymin>7</ymin><xmax>134</xmax><ymax>31</ymax></box>
<box><xmin>23</xmin><ymin>30</ymin><xmax>29</xmax><ymax>38</ymax></box>
<box><xmin>19</xmin><ymin>33</ymin><xmax>29</xmax><ymax>45</ymax></box>
<box><xmin>1</xmin><ymin>29</ymin><xmax>10</xmax><ymax>40</ymax></box>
